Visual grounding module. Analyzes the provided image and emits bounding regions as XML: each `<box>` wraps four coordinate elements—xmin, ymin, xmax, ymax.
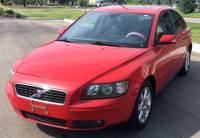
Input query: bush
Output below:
<box><xmin>62</xmin><ymin>4</ymin><xmax>68</xmax><ymax>6</ymax></box>
<box><xmin>149</xmin><ymin>1</ymin><xmax>153</xmax><ymax>5</ymax></box>
<box><xmin>15</xmin><ymin>13</ymin><xmax>21</xmax><ymax>18</ymax></box>
<box><xmin>3</xmin><ymin>3</ymin><xmax>13</xmax><ymax>6</ymax></box>
<box><xmin>6</xmin><ymin>9</ymin><xmax>14</xmax><ymax>14</ymax></box>
<box><xmin>0</xmin><ymin>8</ymin><xmax>2</xmax><ymax>15</ymax></box>
<box><xmin>198</xmin><ymin>9</ymin><xmax>200</xmax><ymax>13</ymax></box>
<box><xmin>178</xmin><ymin>0</ymin><xmax>196</xmax><ymax>14</ymax></box>
<box><xmin>3</xmin><ymin>14</ymin><xmax>9</xmax><ymax>17</ymax></box>
<box><xmin>0</xmin><ymin>6</ymin><xmax>14</xmax><ymax>15</ymax></box>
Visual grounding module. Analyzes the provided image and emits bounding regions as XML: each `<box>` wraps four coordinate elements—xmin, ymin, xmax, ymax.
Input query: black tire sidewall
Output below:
<box><xmin>128</xmin><ymin>80</ymin><xmax>153</xmax><ymax>130</ymax></box>
<box><xmin>179</xmin><ymin>49</ymin><xmax>191</xmax><ymax>75</ymax></box>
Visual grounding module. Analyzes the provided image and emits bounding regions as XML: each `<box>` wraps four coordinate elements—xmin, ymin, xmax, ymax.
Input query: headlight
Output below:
<box><xmin>9</xmin><ymin>68</ymin><xmax>14</xmax><ymax>83</ymax></box>
<box><xmin>82</xmin><ymin>80</ymin><xmax>129</xmax><ymax>100</ymax></box>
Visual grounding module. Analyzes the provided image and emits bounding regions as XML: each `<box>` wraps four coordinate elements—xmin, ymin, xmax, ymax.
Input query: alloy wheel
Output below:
<box><xmin>185</xmin><ymin>50</ymin><xmax>190</xmax><ymax>71</ymax></box>
<box><xmin>138</xmin><ymin>87</ymin><xmax>151</xmax><ymax>123</ymax></box>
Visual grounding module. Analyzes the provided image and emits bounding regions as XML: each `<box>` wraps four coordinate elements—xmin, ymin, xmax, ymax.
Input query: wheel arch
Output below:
<box><xmin>145</xmin><ymin>75</ymin><xmax>156</xmax><ymax>100</ymax></box>
<box><xmin>189</xmin><ymin>43</ymin><xmax>192</xmax><ymax>53</ymax></box>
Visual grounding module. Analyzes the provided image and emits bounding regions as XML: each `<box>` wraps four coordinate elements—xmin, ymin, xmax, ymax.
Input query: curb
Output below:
<box><xmin>192</xmin><ymin>43</ymin><xmax>200</xmax><ymax>54</ymax></box>
<box><xmin>63</xmin><ymin>18</ymin><xmax>75</xmax><ymax>23</ymax></box>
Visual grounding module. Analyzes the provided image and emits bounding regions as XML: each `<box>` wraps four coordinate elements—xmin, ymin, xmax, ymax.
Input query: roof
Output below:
<box><xmin>91</xmin><ymin>5</ymin><xmax>171</xmax><ymax>14</ymax></box>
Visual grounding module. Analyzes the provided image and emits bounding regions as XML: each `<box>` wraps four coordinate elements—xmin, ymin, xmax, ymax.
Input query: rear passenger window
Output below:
<box><xmin>170</xmin><ymin>10</ymin><xmax>186</xmax><ymax>33</ymax></box>
<box><xmin>155</xmin><ymin>11</ymin><xmax>173</xmax><ymax>43</ymax></box>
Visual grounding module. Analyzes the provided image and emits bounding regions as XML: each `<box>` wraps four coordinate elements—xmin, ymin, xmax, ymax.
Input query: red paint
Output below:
<box><xmin>6</xmin><ymin>6</ymin><xmax>192</xmax><ymax>130</ymax></box>
<box><xmin>160</xmin><ymin>35</ymin><xmax>176</xmax><ymax>43</ymax></box>
<box><xmin>59</xmin><ymin>28</ymin><xmax>66</xmax><ymax>35</ymax></box>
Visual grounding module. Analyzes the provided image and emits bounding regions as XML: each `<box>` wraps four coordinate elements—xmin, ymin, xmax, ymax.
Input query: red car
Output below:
<box><xmin>6</xmin><ymin>5</ymin><xmax>192</xmax><ymax>130</ymax></box>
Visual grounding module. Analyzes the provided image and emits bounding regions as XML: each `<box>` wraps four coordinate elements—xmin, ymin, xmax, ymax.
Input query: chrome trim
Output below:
<box><xmin>172</xmin><ymin>39</ymin><xmax>176</xmax><ymax>43</ymax></box>
<box><xmin>14</xmin><ymin>83</ymin><xmax>68</xmax><ymax>106</ymax></box>
<box><xmin>31</xmin><ymin>100</ymin><xmax>48</xmax><ymax>115</ymax></box>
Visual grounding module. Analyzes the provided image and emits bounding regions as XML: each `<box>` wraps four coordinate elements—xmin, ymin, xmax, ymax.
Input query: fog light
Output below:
<box><xmin>14</xmin><ymin>107</ymin><xmax>21</xmax><ymax>114</ymax></box>
<box><xmin>73</xmin><ymin>120</ymin><xmax>105</xmax><ymax>128</ymax></box>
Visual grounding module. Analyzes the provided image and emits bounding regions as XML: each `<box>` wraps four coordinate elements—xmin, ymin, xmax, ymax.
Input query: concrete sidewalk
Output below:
<box><xmin>184</xmin><ymin>18</ymin><xmax>200</xmax><ymax>23</ymax></box>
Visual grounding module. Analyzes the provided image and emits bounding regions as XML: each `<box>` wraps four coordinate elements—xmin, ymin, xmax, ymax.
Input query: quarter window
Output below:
<box><xmin>170</xmin><ymin>10</ymin><xmax>186</xmax><ymax>33</ymax></box>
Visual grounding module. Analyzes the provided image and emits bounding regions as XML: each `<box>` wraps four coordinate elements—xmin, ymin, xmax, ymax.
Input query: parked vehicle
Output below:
<box><xmin>100</xmin><ymin>1</ymin><xmax>110</xmax><ymax>6</ymax></box>
<box><xmin>97</xmin><ymin>0</ymin><xmax>103</xmax><ymax>7</ymax></box>
<box><xmin>6</xmin><ymin>5</ymin><xmax>192</xmax><ymax>130</ymax></box>
<box><xmin>89</xmin><ymin>0</ymin><xmax>103</xmax><ymax>6</ymax></box>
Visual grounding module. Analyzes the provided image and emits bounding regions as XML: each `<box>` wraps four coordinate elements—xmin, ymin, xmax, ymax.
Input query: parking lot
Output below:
<box><xmin>0</xmin><ymin>21</ymin><xmax>200</xmax><ymax>138</ymax></box>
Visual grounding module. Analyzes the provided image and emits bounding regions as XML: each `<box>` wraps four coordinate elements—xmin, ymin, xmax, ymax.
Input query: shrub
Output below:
<box><xmin>3</xmin><ymin>3</ymin><xmax>13</xmax><ymax>6</ymax></box>
<box><xmin>62</xmin><ymin>4</ymin><xmax>68</xmax><ymax>6</ymax></box>
<box><xmin>0</xmin><ymin>6</ymin><xmax>14</xmax><ymax>15</ymax></box>
<box><xmin>15</xmin><ymin>13</ymin><xmax>21</xmax><ymax>18</ymax></box>
<box><xmin>149</xmin><ymin>1</ymin><xmax>153</xmax><ymax>5</ymax></box>
<box><xmin>198</xmin><ymin>9</ymin><xmax>200</xmax><ymax>13</ymax></box>
<box><xmin>178</xmin><ymin>0</ymin><xmax>196</xmax><ymax>14</ymax></box>
<box><xmin>0</xmin><ymin>8</ymin><xmax>2</xmax><ymax>15</ymax></box>
<box><xmin>3</xmin><ymin>14</ymin><xmax>9</xmax><ymax>17</ymax></box>
<box><xmin>6</xmin><ymin>9</ymin><xmax>14</xmax><ymax>14</ymax></box>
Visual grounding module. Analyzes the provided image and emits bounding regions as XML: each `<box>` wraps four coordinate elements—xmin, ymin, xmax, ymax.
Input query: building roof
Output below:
<box><xmin>91</xmin><ymin>5</ymin><xmax>171</xmax><ymax>14</ymax></box>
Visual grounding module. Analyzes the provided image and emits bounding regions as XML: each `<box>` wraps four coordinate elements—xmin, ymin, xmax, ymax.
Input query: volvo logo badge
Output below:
<box><xmin>36</xmin><ymin>89</ymin><xmax>42</xmax><ymax>98</ymax></box>
<box><xmin>30</xmin><ymin>89</ymin><xmax>48</xmax><ymax>98</ymax></box>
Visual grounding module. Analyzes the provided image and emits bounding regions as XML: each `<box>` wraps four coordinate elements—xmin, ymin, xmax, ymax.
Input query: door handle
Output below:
<box><xmin>172</xmin><ymin>39</ymin><xmax>176</xmax><ymax>47</ymax></box>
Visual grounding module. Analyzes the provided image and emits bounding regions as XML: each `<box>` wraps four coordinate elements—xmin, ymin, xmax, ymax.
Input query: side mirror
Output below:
<box><xmin>59</xmin><ymin>28</ymin><xmax>66</xmax><ymax>35</ymax></box>
<box><xmin>160</xmin><ymin>35</ymin><xmax>176</xmax><ymax>44</ymax></box>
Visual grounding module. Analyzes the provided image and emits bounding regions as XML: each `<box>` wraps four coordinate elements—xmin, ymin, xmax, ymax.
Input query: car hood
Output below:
<box><xmin>17</xmin><ymin>41</ymin><xmax>145</xmax><ymax>82</ymax></box>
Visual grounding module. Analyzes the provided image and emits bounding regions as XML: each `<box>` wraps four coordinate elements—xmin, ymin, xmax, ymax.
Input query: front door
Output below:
<box><xmin>154</xmin><ymin>10</ymin><xmax>177</xmax><ymax>89</ymax></box>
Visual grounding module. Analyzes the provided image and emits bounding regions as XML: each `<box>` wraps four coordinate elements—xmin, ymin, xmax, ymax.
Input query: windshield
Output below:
<box><xmin>58</xmin><ymin>12</ymin><xmax>155</xmax><ymax>48</ymax></box>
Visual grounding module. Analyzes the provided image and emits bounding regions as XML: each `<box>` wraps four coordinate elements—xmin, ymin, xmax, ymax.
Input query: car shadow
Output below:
<box><xmin>37</xmin><ymin>52</ymin><xmax>200</xmax><ymax>138</ymax></box>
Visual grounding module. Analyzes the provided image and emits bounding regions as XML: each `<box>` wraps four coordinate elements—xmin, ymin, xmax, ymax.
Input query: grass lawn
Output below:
<box><xmin>15</xmin><ymin>9</ymin><xmax>85</xmax><ymax>20</ymax></box>
<box><xmin>176</xmin><ymin>8</ymin><xmax>200</xmax><ymax>18</ymax></box>
<box><xmin>187</xmin><ymin>22</ymin><xmax>200</xmax><ymax>44</ymax></box>
<box><xmin>3</xmin><ymin>5</ymin><xmax>24</xmax><ymax>8</ymax></box>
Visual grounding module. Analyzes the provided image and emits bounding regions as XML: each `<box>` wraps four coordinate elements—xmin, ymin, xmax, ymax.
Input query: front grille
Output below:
<box><xmin>23</xmin><ymin>111</ymin><xmax>67</xmax><ymax>126</ymax></box>
<box><xmin>15</xmin><ymin>83</ymin><xmax>67</xmax><ymax>104</ymax></box>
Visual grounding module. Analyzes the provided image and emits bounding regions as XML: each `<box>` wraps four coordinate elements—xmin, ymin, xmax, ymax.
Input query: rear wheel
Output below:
<box><xmin>125</xmin><ymin>80</ymin><xmax>153</xmax><ymax>130</ymax></box>
<box><xmin>179</xmin><ymin>48</ymin><xmax>191</xmax><ymax>75</ymax></box>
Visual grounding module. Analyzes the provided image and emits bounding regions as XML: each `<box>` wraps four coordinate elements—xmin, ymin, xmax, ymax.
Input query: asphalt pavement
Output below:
<box><xmin>1</xmin><ymin>21</ymin><xmax>200</xmax><ymax>138</ymax></box>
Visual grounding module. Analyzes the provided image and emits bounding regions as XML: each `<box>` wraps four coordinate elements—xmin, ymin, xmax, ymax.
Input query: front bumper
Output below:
<box><xmin>6</xmin><ymin>74</ymin><xmax>138</xmax><ymax>130</ymax></box>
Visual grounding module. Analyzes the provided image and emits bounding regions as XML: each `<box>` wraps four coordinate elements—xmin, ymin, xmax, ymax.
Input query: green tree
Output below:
<box><xmin>156</xmin><ymin>0</ymin><xmax>163</xmax><ymax>4</ymax></box>
<box><xmin>178</xmin><ymin>0</ymin><xmax>196</xmax><ymax>14</ymax></box>
<box><xmin>124</xmin><ymin>0</ymin><xmax>134</xmax><ymax>5</ymax></box>
<box><xmin>166</xmin><ymin>0</ymin><xmax>172</xmax><ymax>6</ymax></box>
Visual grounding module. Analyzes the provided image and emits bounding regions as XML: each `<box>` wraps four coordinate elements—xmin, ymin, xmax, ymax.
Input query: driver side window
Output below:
<box><xmin>155</xmin><ymin>11</ymin><xmax>174</xmax><ymax>44</ymax></box>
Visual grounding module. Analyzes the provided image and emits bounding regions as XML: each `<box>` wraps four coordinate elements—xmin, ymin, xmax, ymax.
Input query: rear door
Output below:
<box><xmin>169</xmin><ymin>10</ymin><xmax>188</xmax><ymax>65</ymax></box>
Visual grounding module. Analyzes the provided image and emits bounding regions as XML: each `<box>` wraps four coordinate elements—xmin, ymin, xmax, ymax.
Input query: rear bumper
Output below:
<box><xmin>6</xmin><ymin>78</ymin><xmax>138</xmax><ymax>130</ymax></box>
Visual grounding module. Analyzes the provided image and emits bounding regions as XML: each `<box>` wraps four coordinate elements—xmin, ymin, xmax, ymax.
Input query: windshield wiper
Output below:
<box><xmin>92</xmin><ymin>41</ymin><xmax>124</xmax><ymax>47</ymax></box>
<box><xmin>57</xmin><ymin>38</ymin><xmax>73</xmax><ymax>43</ymax></box>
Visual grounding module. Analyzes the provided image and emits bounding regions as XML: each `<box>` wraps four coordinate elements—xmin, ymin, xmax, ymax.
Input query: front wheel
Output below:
<box><xmin>125</xmin><ymin>80</ymin><xmax>153</xmax><ymax>130</ymax></box>
<box><xmin>179</xmin><ymin>48</ymin><xmax>191</xmax><ymax>75</ymax></box>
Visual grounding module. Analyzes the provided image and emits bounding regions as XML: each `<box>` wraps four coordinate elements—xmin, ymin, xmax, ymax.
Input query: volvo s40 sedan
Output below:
<box><xmin>6</xmin><ymin>5</ymin><xmax>192</xmax><ymax>130</ymax></box>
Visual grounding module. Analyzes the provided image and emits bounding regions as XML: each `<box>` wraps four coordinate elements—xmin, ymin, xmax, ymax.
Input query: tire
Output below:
<box><xmin>125</xmin><ymin>80</ymin><xmax>153</xmax><ymax>130</ymax></box>
<box><xmin>179</xmin><ymin>48</ymin><xmax>191</xmax><ymax>75</ymax></box>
